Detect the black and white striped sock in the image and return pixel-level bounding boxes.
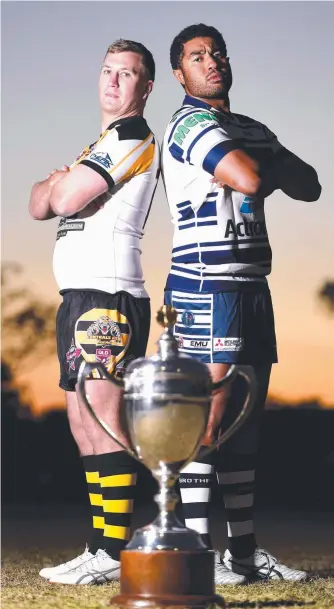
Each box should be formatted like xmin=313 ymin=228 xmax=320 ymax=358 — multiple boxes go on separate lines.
xmin=216 ymin=363 xmax=271 ymax=559
xmin=217 ymin=452 xmax=256 ymax=559
xmin=179 ymin=447 xmax=215 ymax=548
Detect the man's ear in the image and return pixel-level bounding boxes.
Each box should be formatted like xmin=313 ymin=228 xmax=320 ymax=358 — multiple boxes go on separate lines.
xmin=143 ymin=80 xmax=154 ymax=100
xmin=173 ymin=68 xmax=185 ymax=86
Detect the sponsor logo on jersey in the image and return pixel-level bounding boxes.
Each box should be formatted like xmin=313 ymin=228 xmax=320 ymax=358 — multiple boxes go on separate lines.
xmin=174 ymin=112 xmax=216 ymax=145
xmin=240 ymin=196 xmax=254 ymax=214
xmin=89 ymin=151 xmax=113 ymax=170
xmin=56 ymin=216 xmax=85 ymax=240
xmin=213 ymin=337 xmax=244 ymax=352
xmin=224 ymin=219 xmax=267 ymax=238
xmin=66 ymin=339 xmax=82 ymax=371
xmin=74 ymin=309 xmax=131 ymax=375
xmin=240 ymin=196 xmax=264 ymax=214
xmin=181 ymin=310 xmax=195 ymax=327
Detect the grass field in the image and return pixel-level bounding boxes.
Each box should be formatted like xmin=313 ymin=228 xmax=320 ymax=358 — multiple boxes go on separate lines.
xmin=2 ymin=506 xmax=334 ymax=609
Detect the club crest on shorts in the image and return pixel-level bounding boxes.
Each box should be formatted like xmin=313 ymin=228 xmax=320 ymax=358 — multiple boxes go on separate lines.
xmin=74 ymin=308 xmax=132 ymax=374
xmin=86 ymin=316 xmax=122 ymax=343
xmin=181 ymin=309 xmax=195 ymax=327
xmin=66 ymin=339 xmax=82 ymax=371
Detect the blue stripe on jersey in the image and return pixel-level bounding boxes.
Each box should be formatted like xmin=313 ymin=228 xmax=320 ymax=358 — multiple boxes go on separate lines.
xmin=171 ymin=264 xmax=201 ymax=276
xmin=176 ymin=200 xmax=192 ymax=209
xmin=172 ymin=251 xmax=200 ymax=264
xmin=166 ymin=273 xmax=269 ymax=293
xmin=202 ymin=139 xmax=243 ymax=175
xmin=179 ymin=222 xmax=196 ymax=230
xmin=206 ymin=192 xmax=218 ymax=198
xmin=172 ymin=246 xmax=271 ymax=265
xmin=179 ymin=208 xmax=195 ymax=222
xmin=169 ymin=142 xmax=184 ymax=163
xmin=175 ymin=325 xmax=210 ymax=336
xmin=166 ymin=274 xmax=201 ymax=290
xmin=172 ymin=237 xmax=268 ymax=253
xmin=172 ymin=242 xmax=199 ymax=253
xmin=197 ymin=200 xmax=217 ymax=218
xmin=201 ymin=247 xmax=271 ymax=265
xmin=186 ymin=124 xmax=219 ymax=163
xmin=198 ymin=220 xmax=218 ymax=227
xmin=178 ymin=219 xmax=218 ymax=230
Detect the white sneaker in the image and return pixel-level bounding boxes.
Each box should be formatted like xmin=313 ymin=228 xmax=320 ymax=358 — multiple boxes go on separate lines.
xmin=49 ymin=549 xmax=120 ymax=584
xmin=39 ymin=546 xmax=94 ymax=580
xmin=214 ymin=551 xmax=246 ymax=585
xmin=223 ymin=547 xmax=308 ymax=582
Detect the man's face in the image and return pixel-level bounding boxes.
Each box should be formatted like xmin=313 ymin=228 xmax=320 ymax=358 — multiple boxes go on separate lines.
xmin=98 ymin=51 xmax=152 ymax=116
xmin=174 ymin=36 xmax=232 ymax=99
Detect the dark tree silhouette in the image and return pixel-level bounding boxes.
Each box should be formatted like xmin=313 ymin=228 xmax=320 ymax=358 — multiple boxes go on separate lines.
xmin=1 ymin=262 xmax=58 ymax=373
xmin=318 ymin=280 xmax=334 ymax=314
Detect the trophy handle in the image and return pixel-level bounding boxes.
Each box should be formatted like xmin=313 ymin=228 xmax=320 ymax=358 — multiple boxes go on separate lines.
xmin=77 ymin=361 xmax=140 ymax=462
xmin=200 ymin=365 xmax=257 ymax=460
xmin=211 ymin=363 xmax=238 ymax=391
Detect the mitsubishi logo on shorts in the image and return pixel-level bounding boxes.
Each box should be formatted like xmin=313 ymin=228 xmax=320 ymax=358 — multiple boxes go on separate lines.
xmin=214 ymin=337 xmax=244 ymax=352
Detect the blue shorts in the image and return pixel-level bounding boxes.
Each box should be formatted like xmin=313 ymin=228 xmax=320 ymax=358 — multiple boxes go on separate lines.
xmin=164 ymin=286 xmax=277 ymax=365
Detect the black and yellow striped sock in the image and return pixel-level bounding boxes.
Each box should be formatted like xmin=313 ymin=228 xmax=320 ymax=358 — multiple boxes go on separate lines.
xmin=99 ymin=451 xmax=137 ymax=561
xmin=82 ymin=455 xmax=105 ymax=553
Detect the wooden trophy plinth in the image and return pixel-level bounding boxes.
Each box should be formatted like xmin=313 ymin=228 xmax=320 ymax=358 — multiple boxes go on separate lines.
xmin=110 ymin=549 xmax=225 ymax=609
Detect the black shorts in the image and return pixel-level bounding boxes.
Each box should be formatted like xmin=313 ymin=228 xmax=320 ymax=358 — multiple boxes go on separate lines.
xmin=56 ymin=289 xmax=150 ymax=391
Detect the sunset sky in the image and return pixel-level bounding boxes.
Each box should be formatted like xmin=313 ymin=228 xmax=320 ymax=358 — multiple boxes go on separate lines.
xmin=2 ymin=1 xmax=334 ymax=413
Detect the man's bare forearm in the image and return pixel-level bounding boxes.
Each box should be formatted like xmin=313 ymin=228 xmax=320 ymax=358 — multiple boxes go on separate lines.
xmin=29 ymin=169 xmax=70 ymax=220
xmin=29 ymin=178 xmax=57 ymax=220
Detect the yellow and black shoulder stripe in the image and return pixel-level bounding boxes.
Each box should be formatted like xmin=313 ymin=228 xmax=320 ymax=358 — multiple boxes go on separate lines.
xmin=79 ymin=116 xmax=156 ymax=189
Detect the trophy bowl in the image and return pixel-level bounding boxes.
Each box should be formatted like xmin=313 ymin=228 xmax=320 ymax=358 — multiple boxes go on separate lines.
xmin=78 ymin=306 xmax=257 ymax=608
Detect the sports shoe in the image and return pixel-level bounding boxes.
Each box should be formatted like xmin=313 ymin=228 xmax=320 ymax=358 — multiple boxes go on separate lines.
xmin=39 ymin=546 xmax=94 ymax=579
xmin=49 ymin=549 xmax=120 ymax=584
xmin=223 ymin=547 xmax=308 ymax=582
xmin=214 ymin=551 xmax=246 ymax=585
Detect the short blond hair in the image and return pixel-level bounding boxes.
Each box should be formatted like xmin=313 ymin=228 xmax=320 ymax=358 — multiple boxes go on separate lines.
xmin=105 ymin=39 xmax=155 ymax=81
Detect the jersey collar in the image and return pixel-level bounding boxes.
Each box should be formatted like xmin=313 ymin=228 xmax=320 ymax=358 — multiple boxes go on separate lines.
xmin=183 ymin=94 xmax=212 ymax=110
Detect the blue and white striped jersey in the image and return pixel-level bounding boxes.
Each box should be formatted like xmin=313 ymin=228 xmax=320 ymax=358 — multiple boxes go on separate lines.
xmin=162 ymin=95 xmax=283 ymax=292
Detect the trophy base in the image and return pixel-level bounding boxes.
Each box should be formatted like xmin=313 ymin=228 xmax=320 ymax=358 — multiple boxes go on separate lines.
xmin=110 ymin=549 xmax=225 ymax=609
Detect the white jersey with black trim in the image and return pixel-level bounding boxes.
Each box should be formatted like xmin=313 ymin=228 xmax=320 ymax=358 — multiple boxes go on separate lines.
xmin=162 ymin=95 xmax=283 ymax=292
xmin=53 ymin=116 xmax=160 ymax=297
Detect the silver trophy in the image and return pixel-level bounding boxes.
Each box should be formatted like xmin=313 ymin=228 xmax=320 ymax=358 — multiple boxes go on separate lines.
xmin=78 ymin=306 xmax=256 ymax=609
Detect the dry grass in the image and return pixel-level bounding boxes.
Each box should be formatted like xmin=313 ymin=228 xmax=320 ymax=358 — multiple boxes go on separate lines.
xmin=1 ymin=548 xmax=334 ymax=609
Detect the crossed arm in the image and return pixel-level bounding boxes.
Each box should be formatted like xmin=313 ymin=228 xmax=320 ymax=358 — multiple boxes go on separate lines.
xmin=213 ymin=146 xmax=322 ymax=202
xmin=28 ymin=164 xmax=108 ymax=221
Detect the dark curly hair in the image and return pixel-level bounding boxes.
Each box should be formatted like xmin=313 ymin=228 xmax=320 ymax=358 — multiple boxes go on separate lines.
xmin=170 ymin=24 xmax=227 ymax=70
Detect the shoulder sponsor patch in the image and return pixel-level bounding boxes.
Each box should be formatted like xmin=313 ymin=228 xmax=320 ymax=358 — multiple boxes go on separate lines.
xmin=213 ymin=337 xmax=244 ymax=352
xmin=173 ymin=111 xmax=217 ymax=146
xmin=89 ymin=151 xmax=113 ymax=170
